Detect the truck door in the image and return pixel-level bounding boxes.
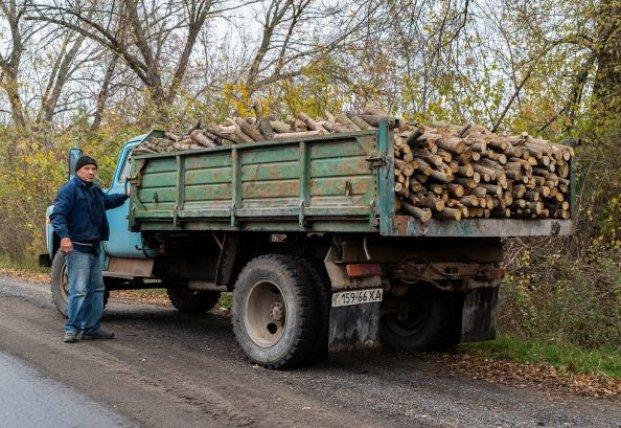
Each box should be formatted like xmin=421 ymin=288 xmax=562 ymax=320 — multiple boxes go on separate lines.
xmin=104 ymin=142 xmax=152 ymax=258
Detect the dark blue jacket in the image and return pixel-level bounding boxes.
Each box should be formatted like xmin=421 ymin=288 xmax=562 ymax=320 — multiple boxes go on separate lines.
xmin=50 ymin=177 xmax=128 ymax=244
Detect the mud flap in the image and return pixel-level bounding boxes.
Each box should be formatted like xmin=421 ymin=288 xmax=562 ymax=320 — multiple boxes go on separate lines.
xmin=328 ymin=302 xmax=381 ymax=352
xmin=461 ymin=287 xmax=498 ymax=342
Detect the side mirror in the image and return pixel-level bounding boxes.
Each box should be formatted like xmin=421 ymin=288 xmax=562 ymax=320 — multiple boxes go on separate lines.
xmin=68 ymin=148 xmax=83 ymax=180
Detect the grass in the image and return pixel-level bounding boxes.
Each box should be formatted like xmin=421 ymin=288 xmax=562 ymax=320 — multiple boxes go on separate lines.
xmin=218 ymin=292 xmax=232 ymax=309
xmin=0 ymin=252 xmax=46 ymax=272
xmin=461 ymin=334 xmax=621 ymax=378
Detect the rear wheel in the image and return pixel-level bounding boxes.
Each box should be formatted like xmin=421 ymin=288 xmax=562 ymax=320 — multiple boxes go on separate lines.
xmin=296 ymin=258 xmax=331 ymax=364
xmin=232 ymin=254 xmax=321 ymax=369
xmin=381 ymin=286 xmax=462 ymax=352
xmin=50 ymin=251 xmax=109 ymax=318
xmin=166 ymin=285 xmax=221 ymax=314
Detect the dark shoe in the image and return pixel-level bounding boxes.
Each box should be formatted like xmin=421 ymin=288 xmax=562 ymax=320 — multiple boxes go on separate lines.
xmin=63 ymin=331 xmax=78 ymax=343
xmin=80 ymin=329 xmax=115 ymax=340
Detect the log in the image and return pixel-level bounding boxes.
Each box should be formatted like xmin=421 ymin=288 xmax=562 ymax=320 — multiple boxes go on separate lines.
xmin=438 ymin=207 xmax=462 ymax=221
xmin=471 ymin=187 xmax=487 ymax=198
xmin=437 ymin=136 xmax=465 ymax=155
xmin=190 ymin=130 xmax=216 ymax=147
xmin=401 ymin=201 xmax=432 ymax=222
xmin=335 ymin=114 xmax=360 ymax=131
xmin=164 ymin=132 xmax=180 ymax=141
xmin=273 ymin=130 xmax=322 ymax=140
xmin=460 ymin=195 xmax=480 ymax=207
xmin=347 ymin=114 xmax=373 ymax=130
xmin=436 ymin=148 xmax=453 ymax=163
xmin=270 ymin=120 xmax=291 ymax=133
xmin=479 ymin=183 xmax=503 ymax=197
xmin=429 ymin=168 xmax=453 ymax=183
xmin=415 ymin=159 xmax=433 ymax=176
xmin=358 ymin=113 xmax=398 ymax=128
xmin=458 ymin=164 xmax=474 ymax=177
xmin=297 ymin=112 xmax=323 ymax=131
xmin=414 ymin=132 xmax=442 ymax=149
xmin=447 ymin=183 xmax=465 ymax=197
xmin=454 ymin=177 xmax=478 ymax=189
xmin=395 ymin=159 xmax=415 ymax=177
xmin=234 ymin=117 xmax=264 ymax=141
xmin=410 ymin=179 xmax=423 ymax=193
xmin=203 ymin=124 xmax=241 ymax=144
xmin=417 ymin=193 xmax=445 ymax=212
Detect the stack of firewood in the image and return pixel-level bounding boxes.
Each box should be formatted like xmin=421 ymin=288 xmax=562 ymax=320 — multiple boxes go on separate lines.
xmin=133 ymin=109 xmax=397 ymax=153
xmin=133 ymin=109 xmax=573 ymax=222
xmin=392 ymin=123 xmax=573 ymax=222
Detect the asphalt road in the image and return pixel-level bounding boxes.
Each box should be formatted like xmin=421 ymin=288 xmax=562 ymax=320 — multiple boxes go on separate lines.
xmin=0 ymin=275 xmax=619 ymax=428
xmin=0 ymin=350 xmax=130 ymax=427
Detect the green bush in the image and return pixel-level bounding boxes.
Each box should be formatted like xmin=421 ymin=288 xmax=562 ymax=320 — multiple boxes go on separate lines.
xmin=499 ymin=240 xmax=621 ymax=352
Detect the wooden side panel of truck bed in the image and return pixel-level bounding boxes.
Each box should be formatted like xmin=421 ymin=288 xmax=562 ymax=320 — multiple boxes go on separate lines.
xmin=129 ymin=124 xmax=574 ymax=237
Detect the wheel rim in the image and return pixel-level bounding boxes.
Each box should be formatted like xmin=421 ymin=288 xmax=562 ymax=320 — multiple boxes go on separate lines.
xmin=244 ymin=280 xmax=286 ymax=347
xmin=386 ymin=291 xmax=432 ymax=337
xmin=61 ymin=259 xmax=70 ymax=300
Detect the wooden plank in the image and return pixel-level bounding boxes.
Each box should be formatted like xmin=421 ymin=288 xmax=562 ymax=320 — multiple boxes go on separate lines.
xmin=310 ymin=157 xmax=370 ymax=178
xmin=138 ymin=187 xmax=176 ymax=203
xmin=309 ymin=176 xmax=373 ymax=197
xmin=143 ymin=158 xmax=177 ymax=173
xmin=140 ymin=171 xmax=176 ymax=188
xmin=241 ymin=161 xmax=300 ymax=182
xmin=185 ymin=183 xmax=232 ymax=201
xmin=309 ymin=136 xmax=375 ymax=160
xmin=185 ymin=167 xmax=232 ymax=185
xmin=185 ymin=152 xmax=231 ymax=169
xmin=241 ymin=146 xmax=299 ymax=165
xmin=242 ymin=179 xmax=299 ymax=199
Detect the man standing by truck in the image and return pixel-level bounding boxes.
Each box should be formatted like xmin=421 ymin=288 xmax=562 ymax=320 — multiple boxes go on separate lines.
xmin=50 ymin=155 xmax=129 ymax=343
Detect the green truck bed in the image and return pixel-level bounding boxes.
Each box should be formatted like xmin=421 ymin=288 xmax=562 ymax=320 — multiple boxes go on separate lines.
xmin=128 ymin=123 xmax=574 ymax=237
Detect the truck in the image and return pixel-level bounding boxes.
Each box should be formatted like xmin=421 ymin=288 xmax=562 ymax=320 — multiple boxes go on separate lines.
xmin=42 ymin=122 xmax=574 ymax=368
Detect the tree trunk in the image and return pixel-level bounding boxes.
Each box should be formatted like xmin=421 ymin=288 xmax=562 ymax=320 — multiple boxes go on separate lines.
xmin=594 ymin=0 xmax=621 ymax=110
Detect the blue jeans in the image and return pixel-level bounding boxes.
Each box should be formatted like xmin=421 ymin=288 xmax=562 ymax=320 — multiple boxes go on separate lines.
xmin=65 ymin=249 xmax=105 ymax=334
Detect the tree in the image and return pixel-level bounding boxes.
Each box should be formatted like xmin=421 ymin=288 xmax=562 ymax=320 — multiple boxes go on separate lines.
xmin=244 ymin=0 xmax=372 ymax=94
xmin=0 ymin=1 xmax=29 ymax=128
xmin=28 ymin=0 xmax=254 ymax=115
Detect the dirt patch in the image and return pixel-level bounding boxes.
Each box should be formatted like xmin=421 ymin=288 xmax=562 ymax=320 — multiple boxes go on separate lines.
xmin=0 ymin=268 xmax=48 ymax=284
xmin=110 ymin=289 xmax=171 ymax=307
xmin=431 ymin=352 xmax=621 ymax=402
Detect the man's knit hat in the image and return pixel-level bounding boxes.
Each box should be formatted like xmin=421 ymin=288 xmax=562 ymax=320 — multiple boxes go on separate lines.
xmin=75 ymin=155 xmax=98 ymax=172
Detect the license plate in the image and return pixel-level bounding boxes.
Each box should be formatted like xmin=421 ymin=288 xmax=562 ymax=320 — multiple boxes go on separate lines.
xmin=331 ymin=288 xmax=383 ymax=308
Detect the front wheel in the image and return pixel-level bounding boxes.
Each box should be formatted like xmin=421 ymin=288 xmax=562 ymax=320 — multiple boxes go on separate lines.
xmin=232 ymin=254 xmax=321 ymax=369
xmin=50 ymin=251 xmax=109 ymax=318
xmin=166 ymin=286 xmax=221 ymax=314
xmin=381 ymin=286 xmax=462 ymax=352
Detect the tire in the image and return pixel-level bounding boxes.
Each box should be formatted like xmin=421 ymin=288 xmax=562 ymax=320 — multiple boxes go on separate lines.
xmin=296 ymin=258 xmax=331 ymax=364
xmin=51 ymin=251 xmax=110 ymax=318
xmin=381 ymin=286 xmax=462 ymax=352
xmin=166 ymin=286 xmax=221 ymax=314
xmin=232 ymin=254 xmax=321 ymax=369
